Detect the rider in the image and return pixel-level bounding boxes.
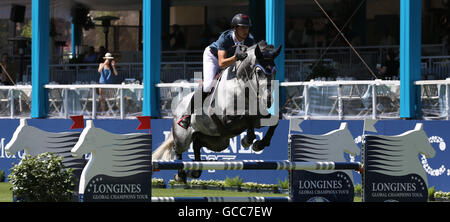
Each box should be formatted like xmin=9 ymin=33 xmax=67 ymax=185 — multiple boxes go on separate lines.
xmin=177 ymin=13 xmax=256 ymax=129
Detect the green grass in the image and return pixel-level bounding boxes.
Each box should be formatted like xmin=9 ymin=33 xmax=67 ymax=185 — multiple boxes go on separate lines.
xmin=0 ymin=183 xmax=363 ymax=202
xmin=152 ymin=188 xmax=288 ymax=197
xmin=0 ymin=183 xmax=12 ymax=202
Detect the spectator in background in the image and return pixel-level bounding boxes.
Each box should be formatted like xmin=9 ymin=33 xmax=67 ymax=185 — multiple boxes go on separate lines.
xmin=442 ymin=26 xmax=449 ymax=56
xmin=169 ymin=24 xmax=186 ymax=50
xmin=84 ymin=46 xmax=98 ymax=63
xmin=0 ymin=53 xmax=15 ymax=85
xmin=98 ymin=52 xmax=118 ymax=84
xmin=315 ymin=18 xmax=328 ymax=48
xmin=97 ymin=52 xmax=118 ymax=113
xmin=301 ymin=19 xmax=316 ymax=48
xmin=288 ymin=21 xmax=303 ymax=48
xmin=378 ymin=49 xmax=399 ymax=80
xmin=379 ymin=28 xmax=396 ymax=46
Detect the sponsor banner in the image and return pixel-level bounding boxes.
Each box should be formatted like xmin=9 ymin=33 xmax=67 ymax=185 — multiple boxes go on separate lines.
xmin=363 ymin=122 xmax=434 ymax=202
xmin=291 ymin=171 xmax=354 ymax=202
xmin=73 ymin=120 xmax=152 ymax=202
xmin=289 ymin=122 xmax=358 ymax=202
xmin=0 ymin=119 xmax=449 ymax=194
xmin=363 ymin=120 xmax=449 ymax=193
xmin=364 ymin=172 xmax=427 ymax=202
xmin=80 ymin=174 xmax=151 ymax=202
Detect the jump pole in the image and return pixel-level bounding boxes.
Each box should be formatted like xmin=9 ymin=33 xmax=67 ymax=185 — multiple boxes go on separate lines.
xmin=152 ymin=197 xmax=292 ymax=202
xmin=152 ymin=160 xmax=362 ymax=171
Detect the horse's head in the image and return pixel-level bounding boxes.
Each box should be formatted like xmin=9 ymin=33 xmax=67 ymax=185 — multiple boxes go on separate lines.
xmin=72 ymin=120 xmax=96 ymax=158
xmin=235 ymin=40 xmax=282 ymax=109
xmin=5 ymin=119 xmax=30 ymax=156
xmin=412 ymin=123 xmax=436 ymax=158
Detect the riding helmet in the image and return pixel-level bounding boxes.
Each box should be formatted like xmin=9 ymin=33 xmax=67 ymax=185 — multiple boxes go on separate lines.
xmin=231 ymin=13 xmax=252 ymax=28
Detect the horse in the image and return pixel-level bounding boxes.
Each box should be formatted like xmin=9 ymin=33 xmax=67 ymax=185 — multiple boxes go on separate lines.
xmin=290 ymin=122 xmax=360 ymax=181
xmin=71 ymin=120 xmax=152 ymax=196
xmin=364 ymin=123 xmax=436 ymax=186
xmin=5 ymin=118 xmax=86 ymax=178
xmin=152 ymin=40 xmax=282 ymax=182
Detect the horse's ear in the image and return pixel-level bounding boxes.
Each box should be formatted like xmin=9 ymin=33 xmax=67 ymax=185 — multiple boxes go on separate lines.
xmin=255 ymin=44 xmax=264 ymax=62
xmin=273 ymin=45 xmax=282 ymax=58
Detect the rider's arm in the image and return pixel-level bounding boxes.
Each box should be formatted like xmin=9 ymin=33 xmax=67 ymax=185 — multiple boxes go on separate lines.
xmin=217 ymin=50 xmax=236 ymax=69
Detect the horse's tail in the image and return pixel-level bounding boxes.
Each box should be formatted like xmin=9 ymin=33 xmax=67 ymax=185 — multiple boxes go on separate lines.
xmin=152 ymin=133 xmax=176 ymax=161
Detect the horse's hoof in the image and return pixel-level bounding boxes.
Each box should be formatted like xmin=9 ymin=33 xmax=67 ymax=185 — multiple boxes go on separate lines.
xmin=174 ymin=171 xmax=187 ymax=183
xmin=187 ymin=170 xmax=202 ymax=179
xmin=241 ymin=136 xmax=253 ymax=148
xmin=252 ymin=140 xmax=266 ymax=152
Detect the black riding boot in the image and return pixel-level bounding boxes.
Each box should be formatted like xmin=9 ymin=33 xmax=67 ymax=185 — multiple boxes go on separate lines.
xmin=177 ymin=90 xmax=209 ymax=129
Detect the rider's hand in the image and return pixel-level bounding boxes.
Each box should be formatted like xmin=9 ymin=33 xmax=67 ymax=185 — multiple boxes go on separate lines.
xmin=234 ymin=51 xmax=248 ymax=61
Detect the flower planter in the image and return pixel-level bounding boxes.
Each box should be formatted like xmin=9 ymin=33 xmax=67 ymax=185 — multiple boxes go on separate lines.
xmin=190 ymin=185 xmax=206 ymax=190
xmin=170 ymin=184 xmax=190 ymax=189
xmin=206 ymin=185 xmax=223 ymax=191
xmin=241 ymin=187 xmax=258 ymax=193
xmin=281 ymin=189 xmax=289 ymax=195
xmin=12 ymin=195 xmax=29 ymax=202
xmin=259 ymin=188 xmax=277 ymax=194
xmin=272 ymin=188 xmax=281 ymax=194
xmin=152 ymin=184 xmax=166 ymax=189
xmin=224 ymin=186 xmax=241 ymax=192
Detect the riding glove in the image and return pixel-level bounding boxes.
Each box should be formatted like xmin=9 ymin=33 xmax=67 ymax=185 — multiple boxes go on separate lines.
xmin=234 ymin=51 xmax=248 ymax=61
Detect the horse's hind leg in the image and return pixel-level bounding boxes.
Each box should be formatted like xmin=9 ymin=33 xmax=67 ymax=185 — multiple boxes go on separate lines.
xmin=174 ymin=153 xmax=187 ymax=183
xmin=186 ymin=140 xmax=202 ymax=179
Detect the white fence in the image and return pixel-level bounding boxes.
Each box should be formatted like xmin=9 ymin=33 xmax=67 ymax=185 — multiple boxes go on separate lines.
xmin=1 ymin=79 xmax=450 ymax=120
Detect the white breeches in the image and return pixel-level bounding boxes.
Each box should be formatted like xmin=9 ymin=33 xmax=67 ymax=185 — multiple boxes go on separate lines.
xmin=202 ymin=46 xmax=219 ymax=93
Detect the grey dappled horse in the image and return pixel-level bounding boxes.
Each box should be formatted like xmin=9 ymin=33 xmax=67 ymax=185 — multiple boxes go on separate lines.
xmin=153 ymin=40 xmax=282 ymax=182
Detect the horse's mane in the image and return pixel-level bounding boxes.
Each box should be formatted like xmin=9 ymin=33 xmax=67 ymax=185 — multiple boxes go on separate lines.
xmin=241 ymin=40 xmax=276 ymax=53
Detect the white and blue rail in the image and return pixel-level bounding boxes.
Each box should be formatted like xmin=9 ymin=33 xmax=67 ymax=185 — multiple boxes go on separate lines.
xmin=152 ymin=160 xmax=362 ymax=171
xmin=151 ymin=197 xmax=292 ymax=202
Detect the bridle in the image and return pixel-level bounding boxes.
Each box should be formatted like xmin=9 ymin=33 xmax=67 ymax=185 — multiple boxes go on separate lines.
xmin=235 ymin=45 xmax=277 ymax=110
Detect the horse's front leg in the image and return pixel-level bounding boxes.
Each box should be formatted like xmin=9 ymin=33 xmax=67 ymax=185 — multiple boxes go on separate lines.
xmin=241 ymin=127 xmax=256 ymax=148
xmin=174 ymin=153 xmax=187 ymax=183
xmin=253 ymin=122 xmax=279 ymax=152
xmin=186 ymin=140 xmax=202 ymax=179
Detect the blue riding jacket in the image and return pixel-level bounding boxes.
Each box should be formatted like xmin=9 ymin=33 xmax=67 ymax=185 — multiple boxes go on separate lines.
xmin=209 ymin=29 xmax=255 ymax=59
